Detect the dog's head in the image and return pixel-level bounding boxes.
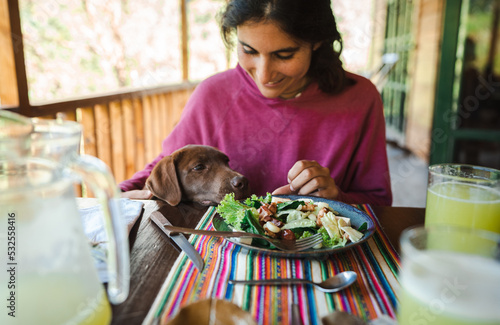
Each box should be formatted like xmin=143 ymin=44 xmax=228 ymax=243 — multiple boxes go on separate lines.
xmin=146 ymin=145 xmax=251 ymax=206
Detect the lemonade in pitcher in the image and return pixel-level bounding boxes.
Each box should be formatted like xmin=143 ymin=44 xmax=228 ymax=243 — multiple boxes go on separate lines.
xmin=1 ymin=275 xmax=111 ymax=324
xmin=0 ymin=158 xmax=113 ymax=324
xmin=0 ymin=195 xmax=112 ymax=324
xmin=425 ymin=181 xmax=500 ymax=233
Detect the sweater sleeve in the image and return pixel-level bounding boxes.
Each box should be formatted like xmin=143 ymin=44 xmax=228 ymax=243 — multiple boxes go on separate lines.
xmin=335 ymin=86 xmax=393 ymax=206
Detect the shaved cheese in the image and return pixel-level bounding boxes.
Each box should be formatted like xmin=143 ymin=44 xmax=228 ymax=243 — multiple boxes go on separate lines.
xmin=336 ymin=217 xmax=351 ymax=228
xmin=340 ymin=226 xmax=364 ymax=242
xmin=317 ymin=202 xmax=330 ymax=210
xmin=321 ymin=212 xmax=341 ymax=239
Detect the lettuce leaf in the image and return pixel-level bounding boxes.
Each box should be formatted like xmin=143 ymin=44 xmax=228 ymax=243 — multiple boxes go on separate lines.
xmin=318 ymin=227 xmax=347 ymax=248
xmin=244 ymin=193 xmax=273 ymax=209
xmin=216 ymin=193 xmax=257 ymax=230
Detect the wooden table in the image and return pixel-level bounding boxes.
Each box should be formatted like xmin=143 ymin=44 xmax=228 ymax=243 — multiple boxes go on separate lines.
xmin=76 ymin=199 xmax=203 ymax=324
xmin=100 ymin=201 xmax=425 ymax=324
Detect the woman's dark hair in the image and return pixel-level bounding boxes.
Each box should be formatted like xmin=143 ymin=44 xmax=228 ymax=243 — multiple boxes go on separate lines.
xmin=219 ymin=0 xmax=347 ymax=94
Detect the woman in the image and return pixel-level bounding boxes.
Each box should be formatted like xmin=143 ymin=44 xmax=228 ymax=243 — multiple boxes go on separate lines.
xmin=120 ymin=0 xmax=392 ymax=206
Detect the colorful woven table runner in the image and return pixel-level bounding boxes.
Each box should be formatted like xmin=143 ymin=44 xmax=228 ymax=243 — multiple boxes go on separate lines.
xmin=144 ymin=205 xmax=400 ymax=325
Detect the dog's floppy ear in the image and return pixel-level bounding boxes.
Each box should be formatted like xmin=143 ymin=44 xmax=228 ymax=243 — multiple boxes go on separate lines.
xmin=146 ymin=155 xmax=182 ymax=206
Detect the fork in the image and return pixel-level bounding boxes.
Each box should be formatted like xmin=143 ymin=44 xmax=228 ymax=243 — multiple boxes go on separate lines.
xmin=163 ymin=225 xmax=323 ymax=251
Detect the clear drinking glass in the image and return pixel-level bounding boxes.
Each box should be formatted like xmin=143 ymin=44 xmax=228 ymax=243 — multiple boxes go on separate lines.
xmin=398 ymin=226 xmax=500 ymax=325
xmin=425 ymin=164 xmax=500 ymax=233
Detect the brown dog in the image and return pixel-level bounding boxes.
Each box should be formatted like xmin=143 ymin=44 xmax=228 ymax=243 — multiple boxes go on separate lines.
xmin=146 ymin=145 xmax=250 ymax=206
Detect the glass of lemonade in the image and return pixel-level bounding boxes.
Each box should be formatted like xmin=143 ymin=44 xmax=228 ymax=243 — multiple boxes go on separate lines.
xmin=398 ymin=226 xmax=500 ymax=325
xmin=425 ymin=164 xmax=500 ymax=234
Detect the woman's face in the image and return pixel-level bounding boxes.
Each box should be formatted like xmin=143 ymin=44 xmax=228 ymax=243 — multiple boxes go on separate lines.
xmin=237 ymin=21 xmax=318 ymax=99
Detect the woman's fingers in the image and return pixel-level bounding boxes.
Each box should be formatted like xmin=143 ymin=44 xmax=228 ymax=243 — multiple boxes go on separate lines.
xmin=120 ymin=189 xmax=153 ymax=200
xmin=272 ymin=160 xmax=339 ymax=200
xmin=288 ymin=160 xmax=329 ymax=191
xmin=271 ymin=184 xmax=294 ymax=195
xmin=295 ymin=174 xmax=331 ymax=194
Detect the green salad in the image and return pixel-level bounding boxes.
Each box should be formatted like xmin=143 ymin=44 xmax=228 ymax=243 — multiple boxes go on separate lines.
xmin=216 ymin=193 xmax=366 ymax=250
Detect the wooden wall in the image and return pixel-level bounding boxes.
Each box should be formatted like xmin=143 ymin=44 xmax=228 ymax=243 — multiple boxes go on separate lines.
xmin=32 ymin=86 xmax=196 ymax=196
xmin=405 ymin=0 xmax=445 ymax=161
xmin=76 ymin=89 xmax=194 ymax=184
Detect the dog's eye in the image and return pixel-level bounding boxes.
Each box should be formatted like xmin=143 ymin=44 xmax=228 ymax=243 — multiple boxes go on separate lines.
xmin=193 ymin=164 xmax=206 ymax=171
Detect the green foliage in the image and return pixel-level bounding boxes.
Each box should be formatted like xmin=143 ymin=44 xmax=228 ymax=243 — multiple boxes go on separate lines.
xmin=17 ymin=0 xmax=228 ymax=103
xmin=465 ymin=1 xmax=500 ymax=70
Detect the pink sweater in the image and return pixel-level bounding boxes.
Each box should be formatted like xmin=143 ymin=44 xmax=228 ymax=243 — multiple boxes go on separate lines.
xmin=120 ymin=65 xmax=392 ymax=206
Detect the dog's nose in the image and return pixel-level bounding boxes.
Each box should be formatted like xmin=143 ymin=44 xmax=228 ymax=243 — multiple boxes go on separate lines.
xmin=231 ymin=175 xmax=248 ymax=190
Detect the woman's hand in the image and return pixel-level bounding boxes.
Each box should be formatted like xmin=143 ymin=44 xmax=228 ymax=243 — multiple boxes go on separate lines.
xmin=272 ymin=160 xmax=339 ymax=200
xmin=120 ymin=189 xmax=153 ymax=200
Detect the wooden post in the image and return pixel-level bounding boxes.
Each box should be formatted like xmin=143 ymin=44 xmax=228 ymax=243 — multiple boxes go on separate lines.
xmin=132 ymin=97 xmax=146 ymax=173
xmin=142 ymin=96 xmax=155 ymax=162
xmin=122 ymin=99 xmax=136 ymax=180
xmin=79 ymin=106 xmax=98 ymax=157
xmin=109 ymin=101 xmax=125 ymax=182
xmin=0 ymin=0 xmax=18 ymax=107
xmin=94 ymin=104 xmax=113 ymax=170
xmin=181 ymin=0 xmax=189 ymax=81
xmin=7 ymin=0 xmax=30 ymax=114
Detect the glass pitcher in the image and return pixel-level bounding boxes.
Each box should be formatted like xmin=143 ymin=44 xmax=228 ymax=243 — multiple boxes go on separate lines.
xmin=0 ymin=111 xmax=129 ymax=306
xmin=0 ymin=158 xmax=113 ymax=324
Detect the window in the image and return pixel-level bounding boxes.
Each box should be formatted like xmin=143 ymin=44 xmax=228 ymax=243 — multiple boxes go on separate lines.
xmin=188 ymin=0 xmax=235 ymax=81
xmin=2 ymin=0 xmax=381 ymax=109
xmin=19 ymin=1 xmax=184 ymax=104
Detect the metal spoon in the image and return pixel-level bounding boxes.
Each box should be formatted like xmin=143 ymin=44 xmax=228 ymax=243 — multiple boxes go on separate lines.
xmin=228 ymin=271 xmax=357 ymax=293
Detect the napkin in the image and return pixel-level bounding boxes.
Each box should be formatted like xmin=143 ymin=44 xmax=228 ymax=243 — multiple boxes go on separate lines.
xmin=79 ymin=198 xmax=144 ymax=282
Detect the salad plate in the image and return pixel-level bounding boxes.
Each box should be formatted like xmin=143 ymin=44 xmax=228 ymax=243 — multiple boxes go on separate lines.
xmin=212 ymin=195 xmax=375 ymax=258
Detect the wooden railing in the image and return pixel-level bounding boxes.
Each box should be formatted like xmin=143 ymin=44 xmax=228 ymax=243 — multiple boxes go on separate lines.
xmin=78 ymin=87 xmax=196 ymax=184
xmin=15 ymin=83 xmax=198 ymax=185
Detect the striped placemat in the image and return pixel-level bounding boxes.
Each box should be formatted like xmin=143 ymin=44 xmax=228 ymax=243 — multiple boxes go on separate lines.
xmin=144 ymin=205 xmax=400 ymax=324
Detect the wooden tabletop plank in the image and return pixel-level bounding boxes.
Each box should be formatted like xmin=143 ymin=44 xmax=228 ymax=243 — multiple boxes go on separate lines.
xmin=371 ymin=206 xmax=425 ymax=253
